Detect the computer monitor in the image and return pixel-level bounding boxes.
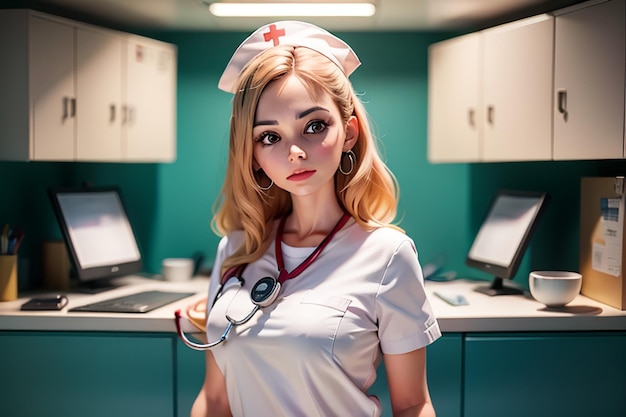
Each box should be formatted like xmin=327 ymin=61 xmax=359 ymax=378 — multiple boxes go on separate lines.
xmin=49 ymin=186 xmax=142 ymax=292
xmin=466 ymin=190 xmax=549 ymax=296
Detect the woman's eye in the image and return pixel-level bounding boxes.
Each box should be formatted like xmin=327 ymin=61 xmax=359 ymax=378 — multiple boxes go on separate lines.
xmin=256 ymin=131 xmax=280 ymax=146
xmin=305 ymin=120 xmax=328 ymax=134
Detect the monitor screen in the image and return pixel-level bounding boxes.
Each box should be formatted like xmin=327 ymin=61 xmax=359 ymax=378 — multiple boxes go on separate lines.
xmin=466 ymin=190 xmax=549 ymax=296
xmin=49 ymin=187 xmax=142 ymax=288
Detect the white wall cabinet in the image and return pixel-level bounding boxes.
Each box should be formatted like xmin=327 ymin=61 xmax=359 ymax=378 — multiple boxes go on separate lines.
xmin=0 ymin=10 xmax=176 ymax=162
xmin=124 ymin=36 xmax=177 ymax=162
xmin=28 ymin=14 xmax=76 ymax=160
xmin=428 ymin=0 xmax=626 ymax=164
xmin=552 ymin=0 xmax=625 ymax=160
xmin=428 ymin=15 xmax=554 ymax=163
xmin=481 ymin=15 xmax=554 ymax=161
xmin=75 ymin=24 xmax=124 ymax=161
xmin=427 ymin=33 xmax=482 ymax=163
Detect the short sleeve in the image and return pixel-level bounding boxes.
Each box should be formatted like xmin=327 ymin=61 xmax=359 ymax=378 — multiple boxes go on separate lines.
xmin=376 ymin=239 xmax=441 ymax=354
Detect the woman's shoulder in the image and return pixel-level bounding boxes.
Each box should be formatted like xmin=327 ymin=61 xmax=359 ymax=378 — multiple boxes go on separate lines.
xmin=355 ymin=221 xmax=409 ymax=239
xmin=217 ymin=229 xmax=246 ymax=255
xmin=351 ymin=222 xmax=416 ymax=250
xmin=218 ymin=218 xmax=282 ymax=257
xmin=370 ymin=224 xmax=409 ymax=238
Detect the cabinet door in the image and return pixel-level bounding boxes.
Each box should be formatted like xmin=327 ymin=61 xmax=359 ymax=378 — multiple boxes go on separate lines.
xmin=427 ymin=333 xmax=463 ymax=417
xmin=75 ymin=27 xmax=123 ymax=161
xmin=124 ymin=38 xmax=177 ymax=162
xmin=30 ymin=16 xmax=76 ymax=160
xmin=553 ymin=0 xmax=625 ymax=160
xmin=464 ymin=333 xmax=626 ymax=417
xmin=176 ymin=339 xmax=206 ymax=417
xmin=482 ymin=15 xmax=554 ymax=161
xmin=0 ymin=332 xmax=175 ymax=417
xmin=365 ymin=334 xmax=463 ymax=417
xmin=428 ymin=33 xmax=481 ymax=163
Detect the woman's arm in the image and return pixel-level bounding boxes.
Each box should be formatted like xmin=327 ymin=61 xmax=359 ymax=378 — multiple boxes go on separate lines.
xmin=190 ymin=350 xmax=232 ymax=417
xmin=384 ymin=347 xmax=436 ymax=417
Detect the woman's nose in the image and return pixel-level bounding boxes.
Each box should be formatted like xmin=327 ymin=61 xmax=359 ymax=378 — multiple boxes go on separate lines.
xmin=289 ymin=144 xmax=306 ymax=161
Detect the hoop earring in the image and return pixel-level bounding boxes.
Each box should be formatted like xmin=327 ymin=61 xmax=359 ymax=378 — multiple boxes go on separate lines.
xmin=255 ymin=171 xmax=273 ymax=191
xmin=258 ymin=179 xmax=273 ymax=191
xmin=339 ymin=150 xmax=356 ymax=175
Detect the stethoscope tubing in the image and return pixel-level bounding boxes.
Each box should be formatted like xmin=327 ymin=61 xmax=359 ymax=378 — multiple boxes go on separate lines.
xmin=175 ymin=309 xmax=233 ymax=350
xmin=175 ymin=212 xmax=351 ymax=351
xmin=174 ymin=281 xmax=261 ymax=351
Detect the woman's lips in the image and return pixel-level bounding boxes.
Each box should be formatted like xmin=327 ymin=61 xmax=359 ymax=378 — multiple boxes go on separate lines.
xmin=287 ymin=170 xmax=316 ymax=181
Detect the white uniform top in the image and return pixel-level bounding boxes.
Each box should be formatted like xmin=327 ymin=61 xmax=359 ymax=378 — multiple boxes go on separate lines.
xmin=206 ymin=219 xmax=441 ymax=417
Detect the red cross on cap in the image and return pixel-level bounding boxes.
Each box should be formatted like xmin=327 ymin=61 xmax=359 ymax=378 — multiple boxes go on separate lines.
xmin=263 ymin=24 xmax=286 ymax=46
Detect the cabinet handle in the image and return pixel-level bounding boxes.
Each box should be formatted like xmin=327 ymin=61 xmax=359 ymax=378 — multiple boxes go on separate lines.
xmin=468 ymin=108 xmax=475 ymax=127
xmin=487 ymin=106 xmax=494 ymax=125
xmin=62 ymin=97 xmax=69 ymax=121
xmin=120 ymin=105 xmax=135 ymax=126
xmin=62 ymin=97 xmax=76 ymax=120
xmin=110 ymin=104 xmax=116 ymax=122
xmin=557 ymin=89 xmax=568 ymax=120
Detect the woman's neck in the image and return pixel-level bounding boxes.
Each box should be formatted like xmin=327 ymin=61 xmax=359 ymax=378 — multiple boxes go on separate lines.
xmin=283 ymin=193 xmax=345 ymax=247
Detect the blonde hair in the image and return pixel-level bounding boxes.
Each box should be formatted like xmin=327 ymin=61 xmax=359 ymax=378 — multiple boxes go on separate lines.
xmin=213 ymin=45 xmax=401 ymax=274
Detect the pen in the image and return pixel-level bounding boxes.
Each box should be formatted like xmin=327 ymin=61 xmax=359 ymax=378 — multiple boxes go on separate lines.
xmin=9 ymin=227 xmax=24 ymax=255
xmin=1 ymin=225 xmax=24 ymax=255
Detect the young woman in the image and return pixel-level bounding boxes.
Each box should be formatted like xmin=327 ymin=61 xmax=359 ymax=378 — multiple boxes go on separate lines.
xmin=189 ymin=21 xmax=441 ymax=417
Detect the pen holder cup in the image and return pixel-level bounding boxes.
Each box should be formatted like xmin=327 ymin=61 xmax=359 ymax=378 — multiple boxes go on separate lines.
xmin=0 ymin=255 xmax=18 ymax=301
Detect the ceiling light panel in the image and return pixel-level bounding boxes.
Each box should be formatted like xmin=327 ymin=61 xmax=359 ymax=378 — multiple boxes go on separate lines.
xmin=207 ymin=2 xmax=376 ymax=17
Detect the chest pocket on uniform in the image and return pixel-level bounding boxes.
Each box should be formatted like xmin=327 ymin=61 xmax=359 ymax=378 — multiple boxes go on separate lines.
xmin=295 ymin=291 xmax=352 ymax=353
xmin=301 ymin=291 xmax=351 ymax=311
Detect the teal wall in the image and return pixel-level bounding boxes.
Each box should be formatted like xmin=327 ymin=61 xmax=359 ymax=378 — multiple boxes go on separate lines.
xmin=1 ymin=27 xmax=624 ymax=291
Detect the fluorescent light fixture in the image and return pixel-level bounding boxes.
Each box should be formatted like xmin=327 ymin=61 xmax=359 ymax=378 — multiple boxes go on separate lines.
xmin=208 ymin=2 xmax=376 ymax=17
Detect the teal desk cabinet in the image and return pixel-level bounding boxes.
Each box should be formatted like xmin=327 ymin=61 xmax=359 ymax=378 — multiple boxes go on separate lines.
xmin=176 ymin=339 xmax=206 ymax=416
xmin=367 ymin=333 xmax=464 ymax=417
xmin=428 ymin=333 xmax=463 ymax=417
xmin=464 ymin=332 xmax=626 ymax=417
xmin=0 ymin=331 xmax=175 ymax=417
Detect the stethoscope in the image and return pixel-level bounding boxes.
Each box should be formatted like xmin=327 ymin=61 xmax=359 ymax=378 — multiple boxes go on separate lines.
xmin=175 ymin=212 xmax=351 ymax=351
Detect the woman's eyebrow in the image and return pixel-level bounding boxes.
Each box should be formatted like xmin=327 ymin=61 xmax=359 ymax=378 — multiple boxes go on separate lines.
xmin=254 ymin=106 xmax=330 ymax=127
xmin=298 ymin=106 xmax=329 ymax=119
xmin=253 ymin=119 xmax=278 ymax=127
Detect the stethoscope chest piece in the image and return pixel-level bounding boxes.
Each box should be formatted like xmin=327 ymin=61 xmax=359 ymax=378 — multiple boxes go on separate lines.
xmin=251 ymin=276 xmax=281 ymax=307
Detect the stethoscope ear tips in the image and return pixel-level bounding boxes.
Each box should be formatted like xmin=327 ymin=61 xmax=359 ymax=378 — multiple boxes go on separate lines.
xmin=251 ymin=276 xmax=281 ymax=307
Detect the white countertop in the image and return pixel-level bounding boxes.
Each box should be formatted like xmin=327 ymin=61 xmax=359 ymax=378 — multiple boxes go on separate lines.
xmin=0 ymin=275 xmax=209 ymax=333
xmin=426 ymin=279 xmax=626 ymax=332
xmin=1 ymin=277 xmax=625 ymax=333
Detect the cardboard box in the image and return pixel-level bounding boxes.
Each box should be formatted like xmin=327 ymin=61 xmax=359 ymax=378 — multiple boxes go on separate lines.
xmin=580 ymin=177 xmax=626 ymax=310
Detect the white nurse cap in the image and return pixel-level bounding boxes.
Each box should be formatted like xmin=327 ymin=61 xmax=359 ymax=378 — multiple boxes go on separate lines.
xmin=218 ymin=20 xmax=361 ymax=93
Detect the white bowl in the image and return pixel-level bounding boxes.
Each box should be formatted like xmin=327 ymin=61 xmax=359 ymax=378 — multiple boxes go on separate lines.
xmin=529 ymin=271 xmax=582 ymax=307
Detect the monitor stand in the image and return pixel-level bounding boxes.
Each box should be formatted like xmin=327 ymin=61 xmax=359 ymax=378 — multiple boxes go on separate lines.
xmin=474 ymin=277 xmax=523 ymax=296
xmin=72 ymin=278 xmax=120 ymax=294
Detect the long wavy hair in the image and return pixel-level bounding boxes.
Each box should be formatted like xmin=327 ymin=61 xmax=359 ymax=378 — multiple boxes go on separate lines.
xmin=213 ymin=45 xmax=402 ymax=274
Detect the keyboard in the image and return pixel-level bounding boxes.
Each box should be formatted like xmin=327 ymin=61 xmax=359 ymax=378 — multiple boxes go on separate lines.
xmin=69 ymin=290 xmax=196 ymax=313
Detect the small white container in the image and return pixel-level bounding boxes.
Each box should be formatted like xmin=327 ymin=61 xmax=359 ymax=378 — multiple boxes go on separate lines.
xmin=529 ymin=271 xmax=582 ymax=307
xmin=162 ymin=258 xmax=194 ymax=282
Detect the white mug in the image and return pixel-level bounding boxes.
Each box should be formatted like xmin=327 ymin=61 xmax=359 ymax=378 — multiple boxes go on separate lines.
xmin=162 ymin=258 xmax=194 ymax=282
